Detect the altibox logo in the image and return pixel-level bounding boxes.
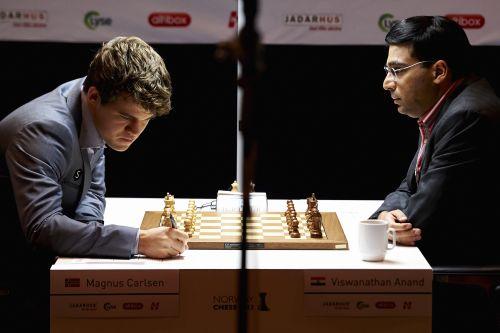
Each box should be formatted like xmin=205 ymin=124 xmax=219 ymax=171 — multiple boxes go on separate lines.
xmin=446 ymin=14 xmax=485 ymax=29
xmin=149 ymin=12 xmax=191 ymax=27
xmin=228 ymin=10 xmax=237 ymax=28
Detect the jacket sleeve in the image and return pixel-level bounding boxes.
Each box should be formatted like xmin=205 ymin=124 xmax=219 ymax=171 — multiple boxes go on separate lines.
xmin=402 ymin=110 xmax=491 ymax=230
xmin=370 ymin=109 xmax=492 ymax=228
xmin=5 ymin=121 xmax=137 ymax=258
xmin=369 ymin=176 xmax=413 ymax=219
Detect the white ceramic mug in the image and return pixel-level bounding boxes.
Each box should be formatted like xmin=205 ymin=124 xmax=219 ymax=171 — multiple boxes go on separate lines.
xmin=358 ymin=219 xmax=396 ymax=261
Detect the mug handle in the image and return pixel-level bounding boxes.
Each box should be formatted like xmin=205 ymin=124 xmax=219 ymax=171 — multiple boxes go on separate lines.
xmin=387 ymin=227 xmax=396 ymax=250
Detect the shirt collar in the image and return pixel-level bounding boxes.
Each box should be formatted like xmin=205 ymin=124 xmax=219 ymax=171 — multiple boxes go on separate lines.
xmin=418 ymin=78 xmax=464 ymax=130
xmin=80 ymin=90 xmax=105 ymax=149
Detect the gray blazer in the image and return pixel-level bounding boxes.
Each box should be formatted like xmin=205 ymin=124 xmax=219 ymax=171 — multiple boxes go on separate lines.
xmin=0 ymin=78 xmax=137 ymax=258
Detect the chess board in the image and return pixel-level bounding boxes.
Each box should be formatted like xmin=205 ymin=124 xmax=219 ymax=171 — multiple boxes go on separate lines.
xmin=140 ymin=211 xmax=348 ymax=250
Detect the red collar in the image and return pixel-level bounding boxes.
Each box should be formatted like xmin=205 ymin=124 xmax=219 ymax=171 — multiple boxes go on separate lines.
xmin=417 ymin=78 xmax=464 ymax=130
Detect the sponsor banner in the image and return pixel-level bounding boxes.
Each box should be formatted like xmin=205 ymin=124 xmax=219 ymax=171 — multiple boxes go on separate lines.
xmin=256 ymin=0 xmax=500 ymax=45
xmin=51 ymin=294 xmax=179 ymax=318
xmin=51 ymin=269 xmax=179 ymax=294
xmin=304 ymin=294 xmax=431 ymax=317
xmin=304 ymin=269 xmax=432 ymax=293
xmin=1 ymin=1 xmax=499 ymax=45
xmin=0 ymin=0 xmax=236 ymax=43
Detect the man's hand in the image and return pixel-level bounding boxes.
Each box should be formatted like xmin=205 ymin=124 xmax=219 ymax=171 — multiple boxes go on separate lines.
xmin=377 ymin=210 xmax=421 ymax=246
xmin=138 ymin=227 xmax=189 ymax=258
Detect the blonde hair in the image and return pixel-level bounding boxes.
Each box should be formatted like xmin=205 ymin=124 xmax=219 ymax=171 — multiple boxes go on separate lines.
xmin=83 ymin=36 xmax=172 ymax=117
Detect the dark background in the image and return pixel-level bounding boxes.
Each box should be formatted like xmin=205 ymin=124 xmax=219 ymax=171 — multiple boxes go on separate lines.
xmin=1 ymin=42 xmax=499 ymax=200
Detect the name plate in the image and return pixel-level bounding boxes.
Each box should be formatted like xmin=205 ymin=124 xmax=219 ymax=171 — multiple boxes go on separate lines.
xmin=216 ymin=190 xmax=268 ymax=213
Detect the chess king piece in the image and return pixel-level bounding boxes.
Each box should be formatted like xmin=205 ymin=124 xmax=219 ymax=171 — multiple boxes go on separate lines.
xmin=164 ymin=192 xmax=177 ymax=220
xmin=305 ymin=193 xmax=318 ymax=221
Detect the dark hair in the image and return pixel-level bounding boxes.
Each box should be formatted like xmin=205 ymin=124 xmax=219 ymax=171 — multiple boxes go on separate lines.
xmin=83 ymin=36 xmax=172 ymax=117
xmin=385 ymin=16 xmax=472 ymax=79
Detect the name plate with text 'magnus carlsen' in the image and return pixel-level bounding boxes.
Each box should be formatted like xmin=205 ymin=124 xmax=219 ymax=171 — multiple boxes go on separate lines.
xmin=215 ymin=190 xmax=268 ymax=213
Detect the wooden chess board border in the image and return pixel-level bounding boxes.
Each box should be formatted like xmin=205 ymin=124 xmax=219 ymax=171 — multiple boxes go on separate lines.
xmin=140 ymin=211 xmax=348 ymax=250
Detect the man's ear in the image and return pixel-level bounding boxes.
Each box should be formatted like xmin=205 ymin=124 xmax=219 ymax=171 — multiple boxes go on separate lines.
xmin=433 ymin=60 xmax=449 ymax=84
xmin=86 ymin=86 xmax=101 ymax=107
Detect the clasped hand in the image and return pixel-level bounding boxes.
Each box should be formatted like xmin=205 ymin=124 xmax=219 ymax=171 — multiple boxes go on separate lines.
xmin=378 ymin=210 xmax=422 ymax=246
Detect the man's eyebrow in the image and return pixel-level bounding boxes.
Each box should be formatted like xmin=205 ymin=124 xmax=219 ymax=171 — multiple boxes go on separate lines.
xmin=119 ymin=111 xmax=154 ymax=121
xmin=387 ymin=60 xmax=407 ymax=67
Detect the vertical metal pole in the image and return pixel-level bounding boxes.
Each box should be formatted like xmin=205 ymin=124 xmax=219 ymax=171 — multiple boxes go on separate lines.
xmin=237 ymin=1 xmax=261 ymax=333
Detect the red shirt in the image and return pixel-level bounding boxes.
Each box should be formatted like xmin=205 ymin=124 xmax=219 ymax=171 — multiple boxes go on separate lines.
xmin=415 ymin=78 xmax=464 ymax=183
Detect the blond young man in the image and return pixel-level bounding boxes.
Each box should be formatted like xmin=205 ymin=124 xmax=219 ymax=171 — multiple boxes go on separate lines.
xmin=0 ymin=36 xmax=188 ymax=330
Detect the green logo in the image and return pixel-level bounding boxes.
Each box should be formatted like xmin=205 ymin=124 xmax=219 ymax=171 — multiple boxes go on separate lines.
xmin=84 ymin=10 xmax=112 ymax=30
xmin=378 ymin=13 xmax=395 ymax=32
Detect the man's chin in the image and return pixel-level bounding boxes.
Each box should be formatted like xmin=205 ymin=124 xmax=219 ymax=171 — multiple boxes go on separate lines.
xmin=107 ymin=142 xmax=132 ymax=152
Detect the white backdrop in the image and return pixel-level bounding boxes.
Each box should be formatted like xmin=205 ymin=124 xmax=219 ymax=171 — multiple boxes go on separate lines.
xmin=256 ymin=0 xmax=499 ymax=45
xmin=1 ymin=0 xmax=499 ymax=45
xmin=0 ymin=0 xmax=237 ymax=43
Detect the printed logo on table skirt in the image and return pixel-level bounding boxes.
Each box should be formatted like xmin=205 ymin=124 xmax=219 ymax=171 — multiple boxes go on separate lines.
xmin=211 ymin=292 xmax=270 ymax=311
xmin=123 ymin=302 xmax=144 ymax=310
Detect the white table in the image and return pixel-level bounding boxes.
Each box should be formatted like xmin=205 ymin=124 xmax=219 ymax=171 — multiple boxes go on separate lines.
xmin=50 ymin=198 xmax=432 ymax=333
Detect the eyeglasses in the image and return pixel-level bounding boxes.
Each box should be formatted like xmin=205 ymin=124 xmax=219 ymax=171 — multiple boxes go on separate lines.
xmin=384 ymin=60 xmax=433 ymax=82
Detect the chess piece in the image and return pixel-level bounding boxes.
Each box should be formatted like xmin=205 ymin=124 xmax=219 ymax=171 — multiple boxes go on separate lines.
xmin=187 ymin=199 xmax=197 ymax=235
xmin=306 ymin=193 xmax=318 ymax=221
xmin=160 ymin=207 xmax=172 ymax=227
xmin=308 ymin=207 xmax=323 ymax=238
xmin=290 ymin=216 xmax=300 ymax=238
xmin=165 ymin=193 xmax=177 ymax=220
xmin=285 ymin=200 xmax=295 ymax=231
xmin=184 ymin=216 xmax=192 ymax=236
xmin=231 ymin=180 xmax=239 ymax=192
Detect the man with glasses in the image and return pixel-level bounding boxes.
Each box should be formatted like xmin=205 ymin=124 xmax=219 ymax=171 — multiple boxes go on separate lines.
xmin=370 ymin=16 xmax=500 ymax=266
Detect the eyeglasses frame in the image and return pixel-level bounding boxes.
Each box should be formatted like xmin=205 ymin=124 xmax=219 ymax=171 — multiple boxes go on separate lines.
xmin=384 ymin=60 xmax=434 ymax=82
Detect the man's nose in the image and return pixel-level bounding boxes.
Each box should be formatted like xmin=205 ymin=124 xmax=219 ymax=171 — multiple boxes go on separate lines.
xmin=126 ymin=120 xmax=142 ymax=134
xmin=383 ymin=75 xmax=396 ymax=91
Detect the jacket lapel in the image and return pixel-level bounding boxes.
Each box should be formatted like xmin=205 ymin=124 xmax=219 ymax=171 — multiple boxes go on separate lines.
xmin=80 ymin=148 xmax=92 ymax=202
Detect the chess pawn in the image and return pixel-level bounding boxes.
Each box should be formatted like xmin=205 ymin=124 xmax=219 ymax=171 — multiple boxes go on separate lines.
xmin=290 ymin=216 xmax=300 ymax=238
xmin=231 ymin=180 xmax=239 ymax=192
xmin=183 ymin=216 xmax=192 ymax=236
xmin=190 ymin=208 xmax=197 ymax=234
xmin=160 ymin=207 xmax=172 ymax=227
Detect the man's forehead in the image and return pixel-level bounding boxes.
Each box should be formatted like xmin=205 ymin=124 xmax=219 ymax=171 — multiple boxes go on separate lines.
xmin=387 ymin=44 xmax=416 ymax=64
